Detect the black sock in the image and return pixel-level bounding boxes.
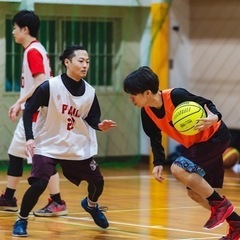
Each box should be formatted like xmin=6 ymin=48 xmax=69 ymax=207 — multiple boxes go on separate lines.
xmin=226 ymin=212 xmax=240 ymax=221
xmin=4 ymin=188 xmax=16 ymax=200
xmin=50 ymin=193 xmax=62 ymax=205
xmin=206 ymin=190 xmax=223 ymax=202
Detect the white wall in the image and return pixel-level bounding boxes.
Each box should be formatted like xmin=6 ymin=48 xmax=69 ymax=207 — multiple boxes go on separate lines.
xmin=169 ymin=0 xmax=240 ymax=154
xmin=169 ymin=0 xmax=190 ymax=153
xmin=189 ymin=0 xmax=240 ymax=129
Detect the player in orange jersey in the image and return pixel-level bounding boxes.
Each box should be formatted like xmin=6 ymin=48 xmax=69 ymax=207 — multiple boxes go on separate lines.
xmin=123 ymin=66 xmax=240 ymax=240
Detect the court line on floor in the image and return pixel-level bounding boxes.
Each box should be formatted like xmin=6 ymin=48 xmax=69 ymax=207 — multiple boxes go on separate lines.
xmin=58 ymin=215 xmax=224 ymax=238
xmin=27 ymin=214 xmax=224 ymax=240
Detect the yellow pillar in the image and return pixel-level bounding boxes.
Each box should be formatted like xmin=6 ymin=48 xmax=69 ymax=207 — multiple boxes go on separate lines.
xmin=150 ymin=1 xmax=169 ymax=90
xmin=150 ymin=0 xmax=170 ymax=160
xmin=149 ymin=1 xmax=170 ymax=237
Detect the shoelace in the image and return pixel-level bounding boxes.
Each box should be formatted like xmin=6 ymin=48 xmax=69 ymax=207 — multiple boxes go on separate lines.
xmin=99 ymin=206 xmax=108 ymax=212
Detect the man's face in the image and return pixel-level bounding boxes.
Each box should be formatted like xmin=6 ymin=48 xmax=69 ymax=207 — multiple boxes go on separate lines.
xmin=66 ymin=50 xmax=90 ymax=81
xmin=12 ymin=23 xmax=26 ymax=44
xmin=128 ymin=91 xmax=149 ymax=108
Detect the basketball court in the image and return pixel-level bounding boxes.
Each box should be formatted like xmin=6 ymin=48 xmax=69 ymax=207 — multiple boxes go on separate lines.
xmin=0 ymin=165 xmax=239 ymax=239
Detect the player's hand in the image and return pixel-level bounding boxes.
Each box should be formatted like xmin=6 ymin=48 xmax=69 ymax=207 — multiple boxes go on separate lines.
xmin=98 ymin=120 xmax=117 ymax=131
xmin=152 ymin=165 xmax=164 ymax=183
xmin=195 ymin=104 xmax=218 ymax=131
xmin=25 ymin=139 xmax=36 ymax=157
xmin=8 ymin=101 xmax=21 ymax=121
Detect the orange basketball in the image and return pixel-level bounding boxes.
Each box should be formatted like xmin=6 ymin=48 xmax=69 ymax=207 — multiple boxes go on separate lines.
xmin=222 ymin=147 xmax=239 ymax=168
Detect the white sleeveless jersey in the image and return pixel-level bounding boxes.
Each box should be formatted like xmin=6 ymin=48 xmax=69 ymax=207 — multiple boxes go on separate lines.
xmin=20 ymin=41 xmax=52 ymax=109
xmin=34 ymin=76 xmax=98 ymax=160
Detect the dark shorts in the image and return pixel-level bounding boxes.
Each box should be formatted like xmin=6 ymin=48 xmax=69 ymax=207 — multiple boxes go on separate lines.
xmin=29 ymin=155 xmax=103 ymax=186
xmin=175 ymin=139 xmax=230 ymax=188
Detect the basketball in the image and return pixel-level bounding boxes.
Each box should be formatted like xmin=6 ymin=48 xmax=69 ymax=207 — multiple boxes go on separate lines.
xmin=172 ymin=101 xmax=206 ymax=135
xmin=222 ymin=147 xmax=239 ymax=168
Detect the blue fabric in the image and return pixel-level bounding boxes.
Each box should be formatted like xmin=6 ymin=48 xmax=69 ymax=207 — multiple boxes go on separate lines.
xmin=173 ymin=156 xmax=206 ymax=177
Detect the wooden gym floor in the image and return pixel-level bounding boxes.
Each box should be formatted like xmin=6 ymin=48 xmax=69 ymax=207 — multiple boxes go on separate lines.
xmin=0 ymin=164 xmax=240 ymax=239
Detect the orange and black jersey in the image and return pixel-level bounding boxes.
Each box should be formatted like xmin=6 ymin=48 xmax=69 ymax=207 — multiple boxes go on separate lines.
xmin=141 ymin=88 xmax=231 ymax=166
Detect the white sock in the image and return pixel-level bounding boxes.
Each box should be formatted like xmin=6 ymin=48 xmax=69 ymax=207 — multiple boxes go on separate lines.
xmin=87 ymin=197 xmax=97 ymax=208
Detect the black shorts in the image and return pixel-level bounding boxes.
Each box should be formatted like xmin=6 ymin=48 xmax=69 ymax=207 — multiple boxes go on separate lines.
xmin=29 ymin=155 xmax=103 ymax=186
xmin=180 ymin=139 xmax=230 ymax=188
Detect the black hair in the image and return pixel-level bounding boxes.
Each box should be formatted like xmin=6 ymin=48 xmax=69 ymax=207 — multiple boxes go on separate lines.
xmin=12 ymin=10 xmax=40 ymax=38
xmin=59 ymin=45 xmax=87 ymax=67
xmin=123 ymin=66 xmax=159 ymax=95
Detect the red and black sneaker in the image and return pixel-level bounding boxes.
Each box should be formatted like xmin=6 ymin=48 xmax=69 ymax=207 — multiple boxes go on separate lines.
xmin=219 ymin=220 xmax=240 ymax=240
xmin=203 ymin=196 xmax=234 ymax=230
xmin=33 ymin=198 xmax=68 ymax=217
xmin=0 ymin=194 xmax=18 ymax=212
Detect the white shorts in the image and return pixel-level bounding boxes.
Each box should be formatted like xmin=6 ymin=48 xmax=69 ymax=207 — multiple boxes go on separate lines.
xmin=8 ymin=117 xmax=32 ymax=164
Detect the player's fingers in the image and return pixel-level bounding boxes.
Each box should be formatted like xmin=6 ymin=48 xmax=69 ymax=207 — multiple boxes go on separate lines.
xmin=153 ymin=172 xmax=158 ymax=180
xmin=196 ymin=118 xmax=207 ymax=122
xmin=9 ymin=109 xmax=18 ymax=121
xmin=26 ymin=144 xmax=35 ymax=157
xmin=155 ymin=176 xmax=164 ymax=183
xmin=9 ymin=109 xmax=14 ymax=119
xmin=25 ymin=148 xmax=30 ymax=157
xmin=153 ymin=171 xmax=162 ymax=181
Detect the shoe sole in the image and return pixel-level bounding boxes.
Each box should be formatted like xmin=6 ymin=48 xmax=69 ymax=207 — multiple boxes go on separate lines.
xmin=33 ymin=210 xmax=68 ymax=217
xmin=203 ymin=205 xmax=235 ymax=230
xmin=12 ymin=233 xmax=28 ymax=237
xmin=0 ymin=207 xmax=18 ymax=212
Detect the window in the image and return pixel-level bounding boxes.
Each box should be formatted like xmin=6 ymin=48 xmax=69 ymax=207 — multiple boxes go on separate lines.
xmin=61 ymin=20 xmax=114 ymax=86
xmin=38 ymin=20 xmax=57 ymax=77
xmin=5 ymin=19 xmax=22 ymax=92
xmin=5 ymin=17 xmax=115 ymax=92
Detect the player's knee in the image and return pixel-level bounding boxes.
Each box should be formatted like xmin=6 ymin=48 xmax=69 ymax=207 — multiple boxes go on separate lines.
xmin=7 ymin=155 xmax=24 ymax=176
xmin=29 ymin=178 xmax=49 ymax=195
xmin=170 ymin=163 xmax=182 ymax=178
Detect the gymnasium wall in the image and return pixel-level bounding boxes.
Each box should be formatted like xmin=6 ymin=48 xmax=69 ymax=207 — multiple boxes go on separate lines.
xmin=0 ymin=1 xmax=151 ymax=163
xmin=168 ymin=0 xmax=190 ymax=153
xmin=170 ymin=0 xmax=240 ymax=129
xmin=190 ymin=0 xmax=240 ymax=129
xmin=169 ymin=0 xmax=240 ymax=153
xmin=2 ymin=0 xmax=240 ymax=163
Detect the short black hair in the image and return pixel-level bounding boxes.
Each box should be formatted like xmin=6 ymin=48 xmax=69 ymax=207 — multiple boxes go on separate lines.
xmin=123 ymin=66 xmax=159 ymax=95
xmin=12 ymin=10 xmax=40 ymax=38
xmin=59 ymin=45 xmax=87 ymax=67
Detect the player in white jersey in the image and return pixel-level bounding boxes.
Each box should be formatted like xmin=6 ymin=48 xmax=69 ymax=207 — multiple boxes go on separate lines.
xmin=12 ymin=45 xmax=117 ymax=237
xmin=0 ymin=10 xmax=68 ymax=217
